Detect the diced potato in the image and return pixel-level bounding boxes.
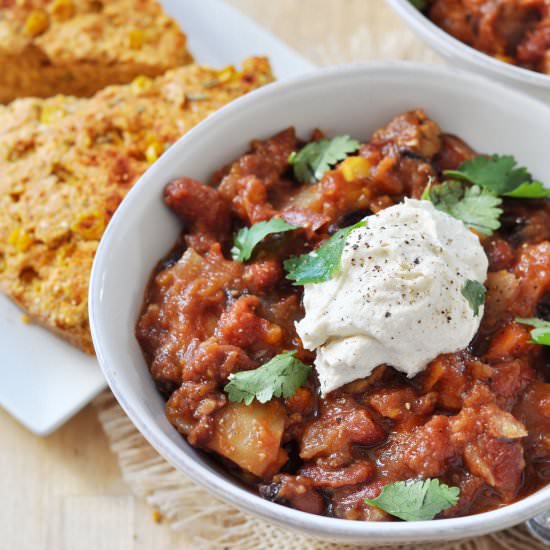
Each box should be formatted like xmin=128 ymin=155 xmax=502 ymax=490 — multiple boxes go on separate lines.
xmin=463 ymin=443 xmax=496 ymax=487
xmin=423 ymin=360 xmax=445 ymax=390
xmin=463 ymin=437 xmax=525 ymax=499
xmin=483 ymin=271 xmax=519 ymax=330
xmin=485 ymin=323 xmax=532 ymax=361
xmin=208 ymin=400 xmax=288 ymax=478
xmin=488 ymin=410 xmax=528 ymax=439
xmin=422 ymin=354 xmax=466 ymax=410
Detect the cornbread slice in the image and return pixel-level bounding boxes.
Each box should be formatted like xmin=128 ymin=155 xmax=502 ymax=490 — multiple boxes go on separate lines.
xmin=0 ymin=57 xmax=274 ymax=353
xmin=0 ymin=0 xmax=193 ymax=103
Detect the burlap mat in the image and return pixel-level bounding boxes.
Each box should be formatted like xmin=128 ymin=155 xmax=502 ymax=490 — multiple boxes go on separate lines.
xmin=94 ymin=19 xmax=546 ymax=550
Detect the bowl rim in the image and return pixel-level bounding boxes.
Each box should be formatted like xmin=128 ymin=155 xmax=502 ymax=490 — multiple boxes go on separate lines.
xmin=386 ymin=0 xmax=550 ymax=90
xmin=90 ymin=61 xmax=550 ymax=542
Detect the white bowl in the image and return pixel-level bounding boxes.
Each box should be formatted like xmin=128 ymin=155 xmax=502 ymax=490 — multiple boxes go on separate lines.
xmin=89 ymin=62 xmax=550 ymax=545
xmin=387 ymin=0 xmax=550 ymax=103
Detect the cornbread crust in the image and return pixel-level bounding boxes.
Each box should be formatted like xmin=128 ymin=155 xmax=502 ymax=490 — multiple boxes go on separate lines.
xmin=0 ymin=0 xmax=193 ymax=103
xmin=0 ymin=57 xmax=274 ymax=353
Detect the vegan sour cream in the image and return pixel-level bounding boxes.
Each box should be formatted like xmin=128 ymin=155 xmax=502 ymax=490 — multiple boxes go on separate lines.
xmin=296 ymin=199 xmax=488 ymax=395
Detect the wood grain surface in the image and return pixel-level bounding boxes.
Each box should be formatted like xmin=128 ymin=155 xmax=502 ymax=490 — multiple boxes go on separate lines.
xmin=0 ymin=2 xmax=499 ymax=549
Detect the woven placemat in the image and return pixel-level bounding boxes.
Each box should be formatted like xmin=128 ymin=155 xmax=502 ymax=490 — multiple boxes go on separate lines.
xmin=94 ymin=21 xmax=545 ymax=550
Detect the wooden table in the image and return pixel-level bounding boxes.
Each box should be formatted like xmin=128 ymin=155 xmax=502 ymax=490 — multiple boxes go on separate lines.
xmin=0 ymin=2 xmax=498 ymax=549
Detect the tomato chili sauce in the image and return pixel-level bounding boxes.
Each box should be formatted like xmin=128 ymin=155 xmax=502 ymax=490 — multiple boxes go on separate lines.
xmin=423 ymin=0 xmax=550 ymax=74
xmin=136 ymin=110 xmax=550 ymax=521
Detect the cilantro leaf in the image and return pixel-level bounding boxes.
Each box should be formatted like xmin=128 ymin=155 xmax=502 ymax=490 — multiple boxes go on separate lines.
xmin=409 ymin=0 xmax=428 ymax=9
xmin=444 ymin=155 xmax=529 ymax=195
xmin=365 ymin=479 xmax=460 ymax=521
xmin=505 ymin=180 xmax=550 ymax=199
xmin=284 ymin=220 xmax=366 ymax=285
xmin=231 ymin=218 xmax=298 ymax=262
xmin=444 ymin=154 xmax=546 ymax=198
xmin=426 ymin=181 xmax=502 ymax=235
xmin=516 ymin=318 xmax=550 ymax=346
xmin=462 ymin=280 xmax=487 ymax=316
xmin=224 ymin=351 xmax=311 ymax=405
xmin=289 ymin=136 xmax=361 ymax=183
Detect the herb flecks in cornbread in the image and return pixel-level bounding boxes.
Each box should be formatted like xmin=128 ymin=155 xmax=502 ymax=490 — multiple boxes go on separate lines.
xmin=0 ymin=57 xmax=274 ymax=352
xmin=0 ymin=0 xmax=193 ymax=103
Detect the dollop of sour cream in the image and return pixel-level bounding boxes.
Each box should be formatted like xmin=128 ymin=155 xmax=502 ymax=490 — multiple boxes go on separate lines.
xmin=296 ymin=199 xmax=488 ymax=395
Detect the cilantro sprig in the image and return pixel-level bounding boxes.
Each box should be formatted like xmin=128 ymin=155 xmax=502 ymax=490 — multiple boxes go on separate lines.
xmin=516 ymin=318 xmax=550 ymax=346
xmin=284 ymin=220 xmax=366 ymax=285
xmin=289 ymin=135 xmax=360 ymax=183
xmin=231 ymin=218 xmax=298 ymax=262
xmin=224 ymin=351 xmax=311 ymax=405
xmin=424 ymin=181 xmax=502 ymax=235
xmin=462 ymin=280 xmax=487 ymax=316
xmin=444 ymin=155 xmax=549 ymax=199
xmin=424 ymin=154 xmax=547 ymax=235
xmin=365 ymin=479 xmax=460 ymax=521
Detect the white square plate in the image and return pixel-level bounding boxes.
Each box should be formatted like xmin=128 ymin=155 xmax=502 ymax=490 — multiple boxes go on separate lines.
xmin=0 ymin=0 xmax=315 ymax=436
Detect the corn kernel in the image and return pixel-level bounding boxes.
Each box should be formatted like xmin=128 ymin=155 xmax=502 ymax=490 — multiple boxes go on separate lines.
xmin=128 ymin=29 xmax=145 ymax=50
xmin=217 ymin=65 xmax=237 ymax=83
xmin=49 ymin=0 xmax=75 ymax=21
xmin=8 ymin=227 xmax=33 ymax=252
xmin=21 ymin=314 xmax=31 ymax=325
xmin=131 ymin=75 xmax=153 ymax=95
xmin=145 ymin=140 xmax=163 ymax=164
xmin=495 ymin=54 xmax=514 ymax=65
xmin=340 ymin=156 xmax=371 ymax=182
xmin=265 ymin=324 xmax=283 ymax=345
xmin=8 ymin=227 xmax=19 ymax=246
xmin=17 ymin=231 xmax=32 ymax=252
xmin=71 ymin=211 xmax=105 ymax=240
xmin=24 ymin=10 xmax=50 ymax=37
xmin=40 ymin=104 xmax=65 ymax=124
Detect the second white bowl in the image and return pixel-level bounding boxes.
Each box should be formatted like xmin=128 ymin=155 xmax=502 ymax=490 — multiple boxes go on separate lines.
xmin=387 ymin=0 xmax=550 ymax=103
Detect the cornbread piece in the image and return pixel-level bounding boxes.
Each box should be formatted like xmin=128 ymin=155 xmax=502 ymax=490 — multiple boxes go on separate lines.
xmin=0 ymin=57 xmax=274 ymax=352
xmin=0 ymin=0 xmax=193 ymax=103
